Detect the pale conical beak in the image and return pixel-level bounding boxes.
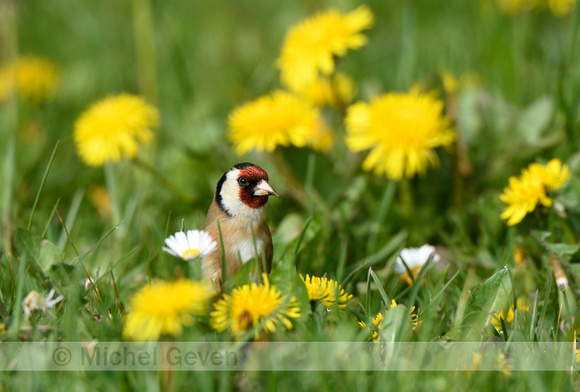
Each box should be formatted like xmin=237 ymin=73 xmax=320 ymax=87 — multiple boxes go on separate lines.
xmin=254 ymin=179 xmax=278 ymax=197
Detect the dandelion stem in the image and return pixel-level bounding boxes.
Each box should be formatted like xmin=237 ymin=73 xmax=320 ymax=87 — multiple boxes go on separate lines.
xmin=104 ymin=163 xmax=123 ymax=235
xmin=129 ymin=0 xmax=158 ymax=104
xmin=158 ymin=340 xmax=175 ymax=392
xmin=558 ymin=216 xmax=576 ymax=245
xmin=452 ymin=131 xmax=471 ymax=216
xmin=399 ymin=177 xmax=414 ymax=217
xmin=1 ymin=138 xmax=15 ymax=258
xmin=0 ymin=4 xmax=18 ymax=258
xmin=367 ymin=180 xmax=396 ymax=254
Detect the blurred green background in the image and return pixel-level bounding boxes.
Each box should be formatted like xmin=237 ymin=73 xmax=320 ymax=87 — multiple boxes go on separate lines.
xmin=1 ymin=0 xmax=580 ymax=390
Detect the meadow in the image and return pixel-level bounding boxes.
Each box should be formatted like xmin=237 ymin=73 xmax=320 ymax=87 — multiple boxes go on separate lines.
xmin=1 ymin=0 xmax=580 ymax=390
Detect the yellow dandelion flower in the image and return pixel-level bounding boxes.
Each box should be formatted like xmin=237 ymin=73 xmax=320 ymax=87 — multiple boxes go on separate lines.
xmin=496 ymin=0 xmax=540 ymax=15
xmin=500 ymin=159 xmax=569 ymax=226
xmin=539 ymin=158 xmax=570 ymax=189
xmin=87 ymin=186 xmax=112 ymax=218
xmin=441 ymin=72 xmax=482 ymax=97
xmin=496 ymin=0 xmax=575 ymax=15
xmin=500 ymin=170 xmax=549 ymax=226
xmin=492 ymin=298 xmax=530 ymax=331
xmin=345 ymin=89 xmax=455 ymax=180
xmin=300 ymin=274 xmax=353 ymax=310
xmin=73 ymin=94 xmax=159 ymax=167
xmin=277 ymin=6 xmax=374 ymax=92
xmin=494 ymin=352 xmax=514 ymax=375
xmin=513 ymin=246 xmax=527 ymax=266
xmin=576 ymin=348 xmax=580 ymax=362
xmin=548 ymin=0 xmax=576 ymax=15
xmin=455 ymin=351 xmax=483 ymax=377
xmin=441 ymin=73 xmax=460 ymax=97
xmin=293 ymin=72 xmax=356 ymax=108
xmin=0 ymin=56 xmax=60 ymax=102
xmin=228 ymin=90 xmax=322 ymax=154
xmin=359 ymin=312 xmax=384 ymax=342
xmin=210 ymin=274 xmax=301 ymax=339
xmin=123 ymin=279 xmax=210 ymax=341
xmin=469 ymin=352 xmax=483 ymax=372
xmin=358 ymin=300 xmax=419 ymax=342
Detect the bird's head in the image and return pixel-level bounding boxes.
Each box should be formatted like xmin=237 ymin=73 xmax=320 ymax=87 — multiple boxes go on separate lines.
xmin=216 ymin=162 xmax=278 ymax=218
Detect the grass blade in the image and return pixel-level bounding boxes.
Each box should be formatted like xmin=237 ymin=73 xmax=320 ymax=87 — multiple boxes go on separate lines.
xmin=406 ymin=254 xmax=434 ymax=309
xmin=368 ymin=267 xmax=391 ymax=308
xmin=41 ymin=198 xmax=60 ymax=239
xmin=73 ymin=223 xmax=121 ymax=267
xmin=28 ymin=140 xmax=60 ymax=231
xmin=423 ymin=268 xmax=462 ymax=313
xmin=294 ymin=215 xmax=313 ymax=256
xmin=57 ymin=188 xmax=85 ymax=251
xmin=342 ymin=230 xmax=407 ymax=286
xmin=537 ymin=264 xmax=553 ymax=333
xmin=217 ymin=219 xmax=227 ymax=285
xmin=530 ymin=289 xmax=539 ymax=341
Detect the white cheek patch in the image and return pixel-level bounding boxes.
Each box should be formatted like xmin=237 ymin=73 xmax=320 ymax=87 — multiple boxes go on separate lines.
xmin=220 ymin=169 xmax=264 ymax=221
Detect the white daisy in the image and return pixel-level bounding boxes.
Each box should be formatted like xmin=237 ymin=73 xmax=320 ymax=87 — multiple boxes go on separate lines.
xmin=394 ymin=244 xmax=440 ymax=275
xmin=22 ymin=288 xmax=63 ymax=318
xmin=162 ymin=230 xmax=217 ymax=261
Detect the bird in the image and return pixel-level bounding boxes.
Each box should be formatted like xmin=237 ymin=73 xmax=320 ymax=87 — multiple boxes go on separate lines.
xmin=202 ymin=162 xmax=278 ymax=285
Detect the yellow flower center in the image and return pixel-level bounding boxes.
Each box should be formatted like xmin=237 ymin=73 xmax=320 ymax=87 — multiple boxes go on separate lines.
xmin=370 ymin=93 xmax=449 ymax=149
xmin=181 ymin=248 xmax=201 ymax=259
xmin=399 ymin=265 xmax=423 ymax=285
xmin=237 ymin=310 xmax=253 ymax=332
xmin=210 ymin=274 xmax=301 ymax=339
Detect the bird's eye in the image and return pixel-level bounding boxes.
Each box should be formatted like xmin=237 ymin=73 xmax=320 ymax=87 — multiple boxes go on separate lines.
xmin=238 ymin=177 xmax=249 ymax=187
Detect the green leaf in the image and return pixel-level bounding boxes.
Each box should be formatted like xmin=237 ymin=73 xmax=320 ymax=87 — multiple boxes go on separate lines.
xmin=566 ymin=309 xmax=580 ymax=341
xmin=459 ymin=266 xmax=512 ymax=340
xmin=547 ymin=243 xmax=580 ymax=257
xmin=47 ymin=262 xmax=78 ymax=283
xmin=14 ymin=230 xmax=40 ymax=257
xmin=38 ymin=239 xmax=62 ymax=271
xmin=14 ymin=229 xmax=62 ymax=272
xmin=270 ymin=252 xmax=311 ymax=321
xmin=531 ymin=230 xmax=580 ymax=258
xmin=531 ymin=230 xmax=551 ymax=243
xmin=377 ymin=304 xmax=413 ymax=343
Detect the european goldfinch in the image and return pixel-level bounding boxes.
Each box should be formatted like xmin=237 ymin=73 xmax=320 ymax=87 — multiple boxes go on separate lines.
xmin=202 ymin=162 xmax=277 ymax=284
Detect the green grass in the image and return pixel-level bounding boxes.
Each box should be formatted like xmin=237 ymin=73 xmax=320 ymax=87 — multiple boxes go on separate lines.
xmin=2 ymin=0 xmax=580 ymax=390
